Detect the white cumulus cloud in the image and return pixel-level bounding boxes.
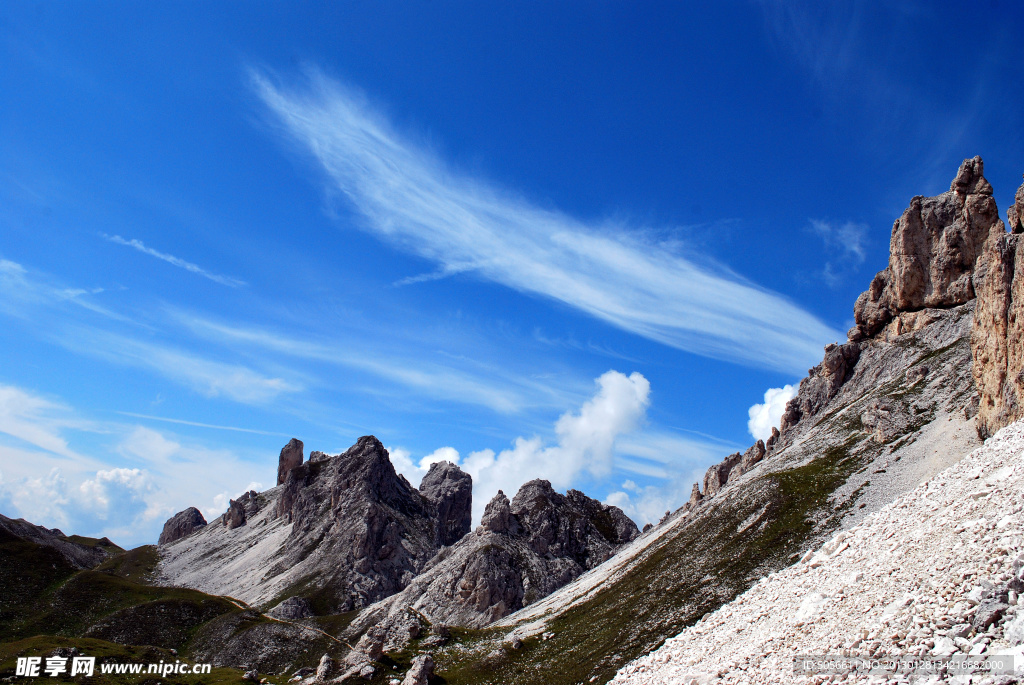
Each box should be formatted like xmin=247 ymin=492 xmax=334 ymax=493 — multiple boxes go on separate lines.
xmin=389 ymin=370 xmax=650 ymax=524
xmin=465 ymin=370 xmax=649 ymax=523
xmin=388 ymin=445 xmax=463 ymax=487
xmin=747 ymin=384 xmax=797 ymax=442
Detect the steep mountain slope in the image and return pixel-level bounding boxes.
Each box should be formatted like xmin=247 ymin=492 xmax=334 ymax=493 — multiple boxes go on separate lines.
xmin=407 ymin=157 xmax=1001 ymax=685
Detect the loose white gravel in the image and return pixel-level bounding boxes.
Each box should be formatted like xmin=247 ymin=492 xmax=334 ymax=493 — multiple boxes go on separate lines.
xmin=612 ymin=420 xmax=1024 ymax=685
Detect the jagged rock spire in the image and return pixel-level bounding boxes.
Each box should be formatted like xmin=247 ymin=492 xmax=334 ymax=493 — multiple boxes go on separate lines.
xmin=277 ymin=438 xmax=304 ymax=485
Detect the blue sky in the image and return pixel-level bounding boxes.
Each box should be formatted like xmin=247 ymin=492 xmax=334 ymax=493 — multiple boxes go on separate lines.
xmin=1 ymin=1 xmax=1022 ymax=545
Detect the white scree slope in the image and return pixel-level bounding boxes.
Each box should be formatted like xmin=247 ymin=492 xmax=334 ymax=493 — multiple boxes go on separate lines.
xmin=612 ymin=420 xmax=1024 ymax=685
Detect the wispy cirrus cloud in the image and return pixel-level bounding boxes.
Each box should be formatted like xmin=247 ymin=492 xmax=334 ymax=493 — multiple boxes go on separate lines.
xmin=0 ymin=258 xmax=297 ymax=405
xmin=171 ymin=311 xmax=569 ymax=414
xmin=809 ymin=219 xmax=869 ymax=287
xmin=251 ymin=68 xmax=843 ymax=374
xmin=0 ymin=384 xmax=88 ymax=459
xmin=102 ymin=234 xmax=246 ymax=287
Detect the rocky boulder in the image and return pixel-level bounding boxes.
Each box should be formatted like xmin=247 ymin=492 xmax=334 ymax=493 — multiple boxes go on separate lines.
xmin=401 ymin=654 xmax=434 ymax=685
xmin=419 ymin=460 xmax=472 ymax=546
xmin=277 ymin=438 xmax=304 ymax=485
xmin=158 ymin=507 xmax=207 ymax=545
xmin=266 ymin=596 xmax=313 ymax=620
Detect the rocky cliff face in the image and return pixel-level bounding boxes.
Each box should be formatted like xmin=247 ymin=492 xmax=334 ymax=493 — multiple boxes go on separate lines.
xmin=158 ymin=436 xmax=472 ymax=613
xmin=158 ymin=507 xmax=207 ymax=545
xmin=345 ymin=479 xmax=638 ymax=647
xmin=971 ymin=175 xmax=1024 ymax=438
xmin=272 ymin=436 xmax=467 ymax=612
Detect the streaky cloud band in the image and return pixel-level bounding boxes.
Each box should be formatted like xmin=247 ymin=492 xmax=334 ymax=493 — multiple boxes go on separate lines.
xmin=252 ymin=67 xmax=844 ymax=374
xmin=103 ymin=234 xmax=246 ymax=288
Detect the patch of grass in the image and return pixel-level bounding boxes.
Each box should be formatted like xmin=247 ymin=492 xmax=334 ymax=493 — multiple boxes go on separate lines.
xmin=0 ymin=528 xmax=80 ymax=637
xmin=94 ymin=546 xmax=160 ymax=584
xmin=66 ymin=536 xmax=125 ymax=553
xmin=309 ymin=611 xmax=359 ymax=636
xmin=2 ymin=566 xmax=238 ymax=647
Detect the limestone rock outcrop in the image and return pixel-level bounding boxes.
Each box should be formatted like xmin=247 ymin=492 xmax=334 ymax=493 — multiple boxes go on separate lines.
xmin=971 ymin=174 xmax=1024 ymax=437
xmin=730 ymin=440 xmax=766 ymax=480
xmin=401 ymin=654 xmax=434 ymax=685
xmin=277 ymin=438 xmax=304 ymax=485
xmin=1005 ymin=174 xmax=1024 ymax=233
xmin=271 ymin=435 xmax=471 ymax=612
xmin=702 ymin=452 xmax=742 ymax=498
xmin=266 ymin=596 xmax=313 ymax=620
xmin=418 ymin=460 xmax=472 ymax=546
xmin=851 ymin=156 xmax=999 ymax=341
xmin=480 ymin=490 xmax=517 ymax=534
xmin=345 ymin=479 xmax=639 ymax=648
xmin=222 ymin=499 xmax=246 ymax=529
xmin=158 ymin=507 xmax=208 ymax=545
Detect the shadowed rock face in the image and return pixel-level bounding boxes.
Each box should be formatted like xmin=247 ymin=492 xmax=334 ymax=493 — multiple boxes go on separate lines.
xmin=345 ymin=479 xmax=639 ymax=647
xmin=273 ymin=436 xmax=472 ymax=612
xmin=971 ymin=174 xmax=1024 ymax=437
xmin=1007 ymin=175 xmax=1024 ymax=234
xmin=158 ymin=507 xmax=208 ymax=545
xmin=158 ymin=435 xmax=474 ymax=614
xmin=222 ymin=499 xmax=246 ymax=529
xmin=277 ymin=438 xmax=304 ymax=485
xmin=512 ymin=481 xmax=639 ymax=566
xmin=418 ymin=461 xmax=472 ymax=547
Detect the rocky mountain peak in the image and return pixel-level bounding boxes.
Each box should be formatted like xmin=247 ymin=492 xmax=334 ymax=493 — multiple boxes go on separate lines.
xmin=950 ymin=154 xmax=994 ymax=196
xmin=683 ymin=157 xmax=998 ymax=512
xmin=327 ymin=435 xmax=416 ymax=510
xmin=851 ymin=156 xmax=1000 ymax=341
xmin=158 ymin=506 xmax=207 ymax=545
xmin=481 ymin=490 xmax=517 ymax=534
xmin=418 ymin=460 xmax=472 ymax=547
xmin=345 ymin=479 xmax=639 ymax=646
xmin=508 ymin=479 xmax=639 ymax=569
